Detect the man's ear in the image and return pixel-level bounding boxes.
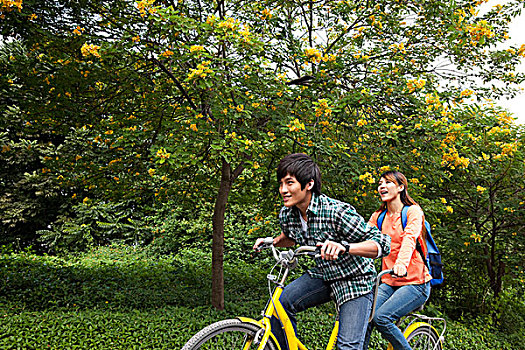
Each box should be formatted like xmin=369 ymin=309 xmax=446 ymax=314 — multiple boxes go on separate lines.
xmin=307 ymin=179 xmax=315 ymax=191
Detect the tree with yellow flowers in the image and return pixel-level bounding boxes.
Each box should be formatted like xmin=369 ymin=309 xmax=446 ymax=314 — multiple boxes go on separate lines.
xmin=1 ymin=0 xmax=524 ymax=314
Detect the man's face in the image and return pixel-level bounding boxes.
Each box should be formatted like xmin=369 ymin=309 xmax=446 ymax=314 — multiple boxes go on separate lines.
xmin=279 ymin=173 xmax=313 ymax=208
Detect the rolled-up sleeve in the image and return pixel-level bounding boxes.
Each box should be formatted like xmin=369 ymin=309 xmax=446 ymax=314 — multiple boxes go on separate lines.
xmin=335 ymin=206 xmax=391 ymax=258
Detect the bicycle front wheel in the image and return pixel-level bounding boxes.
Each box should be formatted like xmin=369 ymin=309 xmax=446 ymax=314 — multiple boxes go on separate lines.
xmin=405 ymin=324 xmax=442 ymax=350
xmin=182 ymin=319 xmax=279 ymax=350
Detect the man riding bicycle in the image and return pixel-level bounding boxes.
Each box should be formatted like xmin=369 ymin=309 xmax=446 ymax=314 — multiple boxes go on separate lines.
xmin=253 ymin=153 xmax=391 ymax=350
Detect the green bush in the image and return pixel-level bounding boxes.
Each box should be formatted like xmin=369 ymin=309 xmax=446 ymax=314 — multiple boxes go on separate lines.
xmin=1 ymin=245 xmax=521 ymax=349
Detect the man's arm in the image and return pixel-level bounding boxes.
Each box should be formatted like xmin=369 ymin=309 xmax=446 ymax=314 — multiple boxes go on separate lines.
xmin=317 ymin=240 xmax=379 ymax=260
xmin=273 ymin=232 xmax=296 ymax=247
xmin=253 ymin=232 xmax=295 ymax=250
xmin=332 ymin=206 xmax=391 ymax=259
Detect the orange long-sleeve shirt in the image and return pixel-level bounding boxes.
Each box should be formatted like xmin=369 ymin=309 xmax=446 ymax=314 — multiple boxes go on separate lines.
xmin=368 ymin=205 xmax=431 ymax=286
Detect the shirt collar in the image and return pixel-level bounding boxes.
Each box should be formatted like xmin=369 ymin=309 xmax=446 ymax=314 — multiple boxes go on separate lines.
xmin=306 ymin=192 xmax=321 ymax=216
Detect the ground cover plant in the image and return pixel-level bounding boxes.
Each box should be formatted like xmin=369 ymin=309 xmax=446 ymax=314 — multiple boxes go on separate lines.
xmin=1 ymin=245 xmax=521 ymax=349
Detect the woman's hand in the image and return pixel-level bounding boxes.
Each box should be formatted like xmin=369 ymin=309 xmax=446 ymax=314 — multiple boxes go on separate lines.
xmin=317 ymin=240 xmax=346 ymax=260
xmin=393 ymin=264 xmax=407 ymax=277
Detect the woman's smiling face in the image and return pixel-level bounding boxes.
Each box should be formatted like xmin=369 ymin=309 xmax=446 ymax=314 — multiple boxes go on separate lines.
xmin=377 ymin=176 xmax=404 ymax=203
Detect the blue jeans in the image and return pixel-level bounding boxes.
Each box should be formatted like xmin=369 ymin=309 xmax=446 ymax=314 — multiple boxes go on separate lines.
xmin=270 ymin=273 xmax=373 ymax=350
xmin=362 ymin=282 xmax=431 ymax=350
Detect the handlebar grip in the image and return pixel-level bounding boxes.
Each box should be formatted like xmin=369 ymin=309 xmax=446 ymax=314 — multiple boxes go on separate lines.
xmin=388 ymin=269 xmax=407 ymax=278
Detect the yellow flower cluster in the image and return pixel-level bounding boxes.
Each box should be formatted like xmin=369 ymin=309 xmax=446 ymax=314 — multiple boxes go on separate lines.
xmin=261 ymin=8 xmax=272 ymax=20
xmin=391 ymin=124 xmax=403 ymax=131
xmin=323 ymin=54 xmax=337 ymax=62
xmin=466 ymin=20 xmax=494 ymax=44
xmin=218 ymin=17 xmax=239 ymax=31
xmin=425 ymin=93 xmax=442 ymax=111
xmin=187 ymin=61 xmax=213 ymax=80
xmin=243 ymin=139 xmax=253 ymax=149
xmin=388 ymin=43 xmax=406 ymax=54
xmin=496 ymin=111 xmax=513 ymax=124
xmin=500 ymin=142 xmax=518 ymax=156
xmin=315 ymin=99 xmax=332 ymax=118
xmin=160 ymin=50 xmax=174 ymax=57
xmin=72 ymin=26 xmax=84 ymax=36
xmin=406 ymin=79 xmax=425 ymax=93
xmin=460 ymin=89 xmax=474 ymax=98
xmin=359 ymin=172 xmax=375 ymax=184
xmin=476 ymin=185 xmax=486 ymax=193
xmin=156 ymin=148 xmax=171 ymax=159
xmin=81 ymin=43 xmax=101 ymax=58
xmin=488 ymin=126 xmax=511 ymax=136
xmin=356 ymin=119 xmax=367 ymax=127
xmin=247 ymin=226 xmax=260 ymax=235
xmin=441 ymin=150 xmax=470 ymax=169
xmin=470 ymin=233 xmax=482 ymax=242
xmin=190 ymin=45 xmax=205 ymax=53
xmin=206 ymin=15 xmax=216 ymax=25
xmin=136 ymin=0 xmax=156 ymax=18
xmin=238 ymin=25 xmax=252 ymax=43
xmin=518 ymin=44 xmax=525 ymax=57
xmin=305 ymin=48 xmax=322 ymax=63
xmin=0 ymin=0 xmax=22 ymax=13
xmin=287 ymin=118 xmax=305 ymax=132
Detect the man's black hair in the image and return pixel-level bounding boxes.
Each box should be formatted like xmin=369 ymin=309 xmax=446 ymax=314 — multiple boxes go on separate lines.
xmin=277 ymin=153 xmax=322 ymax=195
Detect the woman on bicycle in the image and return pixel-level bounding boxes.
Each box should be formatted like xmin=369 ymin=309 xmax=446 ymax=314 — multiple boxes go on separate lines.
xmin=362 ymin=170 xmax=431 ymax=350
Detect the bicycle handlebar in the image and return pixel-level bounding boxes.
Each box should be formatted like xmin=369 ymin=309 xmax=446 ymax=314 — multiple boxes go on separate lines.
xmin=256 ymin=240 xmax=320 ymax=263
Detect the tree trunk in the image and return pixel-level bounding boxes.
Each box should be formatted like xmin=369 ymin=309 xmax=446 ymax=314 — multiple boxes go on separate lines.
xmin=211 ymin=158 xmax=244 ymax=310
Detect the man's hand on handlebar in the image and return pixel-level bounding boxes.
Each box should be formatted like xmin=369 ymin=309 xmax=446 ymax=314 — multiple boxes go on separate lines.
xmin=316 ymin=240 xmax=346 ymax=261
xmin=253 ymin=237 xmax=274 ymax=251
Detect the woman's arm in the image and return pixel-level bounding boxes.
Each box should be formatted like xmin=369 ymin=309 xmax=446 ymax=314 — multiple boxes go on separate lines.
xmin=394 ymin=206 xmax=424 ymax=271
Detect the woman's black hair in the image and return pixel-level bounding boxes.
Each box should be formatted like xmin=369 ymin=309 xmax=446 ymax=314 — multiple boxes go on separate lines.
xmin=277 ymin=153 xmax=322 ymax=195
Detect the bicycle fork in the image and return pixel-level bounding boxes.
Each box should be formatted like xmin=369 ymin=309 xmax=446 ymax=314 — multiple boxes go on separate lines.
xmin=243 ymin=286 xmax=298 ymax=350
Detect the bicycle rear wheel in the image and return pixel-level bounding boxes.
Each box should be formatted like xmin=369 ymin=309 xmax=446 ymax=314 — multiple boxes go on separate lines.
xmin=405 ymin=324 xmax=442 ymax=350
xmin=182 ymin=319 xmax=279 ymax=350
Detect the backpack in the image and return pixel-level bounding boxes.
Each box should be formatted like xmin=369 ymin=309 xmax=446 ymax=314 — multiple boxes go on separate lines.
xmin=377 ymin=206 xmax=444 ymax=287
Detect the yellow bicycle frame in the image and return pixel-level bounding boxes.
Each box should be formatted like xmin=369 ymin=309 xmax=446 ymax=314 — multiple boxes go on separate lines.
xmin=238 ymin=285 xmax=339 ymax=350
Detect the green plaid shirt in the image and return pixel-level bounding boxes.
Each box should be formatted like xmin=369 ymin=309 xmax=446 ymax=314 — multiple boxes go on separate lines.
xmin=279 ymin=193 xmax=391 ymax=306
